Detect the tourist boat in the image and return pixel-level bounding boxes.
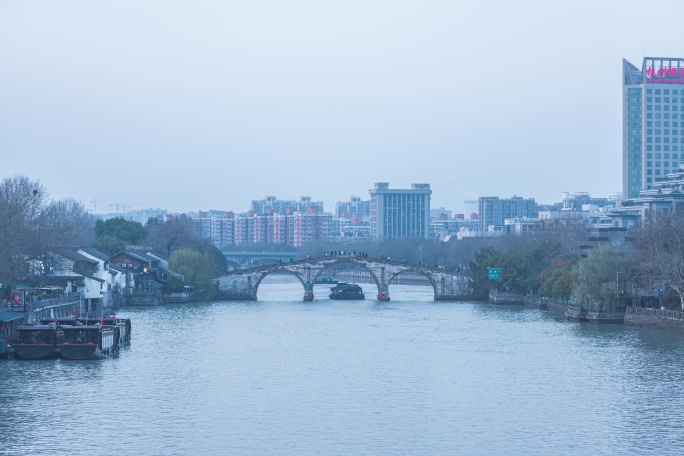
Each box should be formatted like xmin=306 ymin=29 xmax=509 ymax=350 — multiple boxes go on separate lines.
xmin=315 ymin=277 xmax=338 ymax=285
xmin=14 ymin=324 xmax=64 ymax=360
xmin=329 ymin=283 xmax=365 ymax=300
xmin=58 ymin=325 xmax=116 ymax=360
xmin=42 ymin=316 xmax=131 ymax=345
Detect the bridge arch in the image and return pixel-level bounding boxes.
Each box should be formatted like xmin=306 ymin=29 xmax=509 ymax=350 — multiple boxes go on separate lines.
xmin=312 ymin=259 xmax=381 ymax=290
xmin=387 ymin=268 xmax=438 ymax=297
xmin=253 ymin=267 xmax=307 ymax=297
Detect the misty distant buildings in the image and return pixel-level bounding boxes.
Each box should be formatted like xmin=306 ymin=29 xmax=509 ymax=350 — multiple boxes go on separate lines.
xmin=623 ymin=57 xmax=684 ymax=198
xmin=369 ymin=183 xmax=431 ymax=241
xmin=477 ymin=196 xmax=537 ymax=232
xmin=250 ymin=196 xmax=324 ymax=215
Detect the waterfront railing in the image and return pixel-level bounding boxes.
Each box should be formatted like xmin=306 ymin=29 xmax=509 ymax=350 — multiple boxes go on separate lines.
xmin=627 ymin=306 xmax=684 ymax=320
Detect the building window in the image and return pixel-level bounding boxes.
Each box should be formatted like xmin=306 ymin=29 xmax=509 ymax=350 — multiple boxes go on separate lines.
xmin=656 ymin=105 xmax=661 ymax=111
xmin=647 ymin=137 xmax=653 ymax=143
xmin=656 ymin=170 xmax=661 ymax=175
xmin=656 ymin=153 xmax=661 ymax=159
xmin=675 ymin=98 xmax=680 ymax=103
xmin=647 ymin=161 xmax=652 ymax=167
xmin=647 ymin=97 xmax=653 ymax=102
xmin=647 ymin=89 xmax=653 ymax=94
xmin=656 ymin=113 xmax=662 ymax=119
xmin=665 ymin=89 xmax=670 ymax=95
xmin=665 ymin=114 xmax=670 ymax=119
xmin=675 ymin=106 xmax=679 ymax=111
xmin=647 ymin=169 xmax=652 ymax=175
xmin=656 ymin=161 xmax=661 ymax=166
xmin=656 ymin=97 xmax=662 ymax=103
xmin=674 ymin=90 xmax=679 ymax=95
xmin=656 ymin=137 xmax=661 ymax=143
xmin=647 ymin=113 xmax=653 ymax=119
xmin=665 ymin=129 xmax=670 ymax=135
xmin=656 ymin=129 xmax=661 ymax=135
xmin=647 ymin=153 xmax=653 ymax=158
xmin=656 ymin=121 xmax=662 ymax=127
xmin=647 ymin=145 xmax=653 ymax=151
xmin=665 ymin=153 xmax=670 ymax=159
xmin=674 ymin=153 xmax=679 ymax=158
xmin=674 ymin=122 xmax=679 ymax=128
xmin=656 ymin=89 xmax=661 ymax=95
xmin=656 ymin=146 xmax=662 ymax=151
xmin=647 ymin=129 xmax=653 ymax=135
xmin=665 ymin=106 xmax=670 ymax=111
xmin=665 ymin=145 xmax=670 ymax=151
xmin=647 ymin=105 xmax=653 ymax=111
xmin=647 ymin=121 xmax=653 ymax=127
xmin=665 ymin=121 xmax=670 ymax=127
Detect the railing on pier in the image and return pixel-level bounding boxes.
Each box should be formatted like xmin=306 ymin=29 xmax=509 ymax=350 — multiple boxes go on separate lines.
xmin=7 ymin=293 xmax=82 ymax=313
xmin=627 ymin=306 xmax=684 ymax=320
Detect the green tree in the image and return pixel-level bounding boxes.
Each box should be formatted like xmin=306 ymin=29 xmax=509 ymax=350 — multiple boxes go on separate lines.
xmin=169 ymin=248 xmax=215 ymax=292
xmin=94 ymin=218 xmax=146 ymax=254
xmin=573 ymin=245 xmax=626 ymax=311
xmin=540 ymin=258 xmax=576 ymax=299
xmin=497 ymin=248 xmax=533 ymax=294
xmin=469 ymin=246 xmax=502 ymax=296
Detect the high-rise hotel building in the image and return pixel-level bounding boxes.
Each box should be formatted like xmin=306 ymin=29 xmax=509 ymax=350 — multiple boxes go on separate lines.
xmin=369 ymin=183 xmax=431 ymax=241
xmin=623 ymin=57 xmax=684 ymax=198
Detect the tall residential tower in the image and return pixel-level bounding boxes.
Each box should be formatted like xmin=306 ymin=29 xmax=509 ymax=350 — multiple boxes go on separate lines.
xmin=623 ymin=57 xmax=684 ymax=198
xmin=369 ymin=183 xmax=431 ymax=241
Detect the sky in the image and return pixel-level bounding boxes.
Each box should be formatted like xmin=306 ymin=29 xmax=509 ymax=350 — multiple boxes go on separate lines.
xmin=2 ymin=0 xmax=684 ymax=215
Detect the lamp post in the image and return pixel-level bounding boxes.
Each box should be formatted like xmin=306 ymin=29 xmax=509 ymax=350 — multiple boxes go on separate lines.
xmin=616 ymin=272 xmax=622 ymax=313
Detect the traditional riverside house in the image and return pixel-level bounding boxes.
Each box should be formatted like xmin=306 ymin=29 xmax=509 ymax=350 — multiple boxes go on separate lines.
xmin=109 ymin=250 xmax=166 ymax=295
xmin=77 ymin=247 xmax=128 ymax=308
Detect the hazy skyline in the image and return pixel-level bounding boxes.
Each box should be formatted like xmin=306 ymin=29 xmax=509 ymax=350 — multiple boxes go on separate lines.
xmin=2 ymin=1 xmax=684 ymax=214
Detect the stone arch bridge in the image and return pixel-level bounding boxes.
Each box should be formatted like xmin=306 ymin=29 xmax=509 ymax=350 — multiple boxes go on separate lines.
xmin=216 ymin=256 xmax=472 ymax=301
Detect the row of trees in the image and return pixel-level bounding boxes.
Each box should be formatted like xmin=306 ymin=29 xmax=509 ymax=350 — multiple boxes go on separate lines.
xmin=0 ymin=176 xmax=94 ymax=286
xmin=300 ymin=213 xmax=684 ymax=310
xmin=0 ymin=175 xmax=226 ymax=298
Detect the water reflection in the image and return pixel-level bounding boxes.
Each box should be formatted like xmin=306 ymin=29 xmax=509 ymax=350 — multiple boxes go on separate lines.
xmin=2 ymin=284 xmax=684 ymax=455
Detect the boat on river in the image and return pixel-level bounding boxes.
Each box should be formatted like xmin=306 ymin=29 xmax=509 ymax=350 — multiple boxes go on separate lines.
xmin=14 ymin=325 xmax=64 ymax=360
xmin=41 ymin=316 xmax=131 ymax=346
xmin=58 ymin=325 xmax=116 ymax=359
xmin=315 ymin=278 xmax=338 ymax=285
xmin=329 ymin=283 xmax=365 ymax=300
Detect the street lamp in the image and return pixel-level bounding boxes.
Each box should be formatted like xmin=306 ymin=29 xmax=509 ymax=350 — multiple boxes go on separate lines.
xmin=616 ymin=272 xmax=622 ymax=313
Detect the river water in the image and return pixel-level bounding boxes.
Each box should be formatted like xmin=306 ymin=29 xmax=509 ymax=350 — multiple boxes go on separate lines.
xmin=2 ymin=278 xmax=684 ymax=456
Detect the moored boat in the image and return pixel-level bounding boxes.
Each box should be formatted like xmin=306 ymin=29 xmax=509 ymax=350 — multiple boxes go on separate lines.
xmin=14 ymin=325 xmax=64 ymax=360
xmin=58 ymin=325 xmax=116 ymax=360
xmin=329 ymin=283 xmax=365 ymax=300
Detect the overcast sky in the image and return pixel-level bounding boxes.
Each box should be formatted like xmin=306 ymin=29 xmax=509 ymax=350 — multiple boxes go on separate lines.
xmin=2 ymin=0 xmax=683 ymax=215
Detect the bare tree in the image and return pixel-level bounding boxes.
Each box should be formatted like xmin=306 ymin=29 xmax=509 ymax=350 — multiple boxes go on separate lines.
xmin=0 ymin=176 xmax=47 ymax=284
xmin=145 ymin=215 xmax=195 ymax=257
xmin=631 ymin=211 xmax=684 ymax=309
xmin=0 ymin=175 xmax=95 ymax=284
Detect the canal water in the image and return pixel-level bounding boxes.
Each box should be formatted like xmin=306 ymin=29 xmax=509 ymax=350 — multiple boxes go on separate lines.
xmin=2 ymin=278 xmax=684 ymax=456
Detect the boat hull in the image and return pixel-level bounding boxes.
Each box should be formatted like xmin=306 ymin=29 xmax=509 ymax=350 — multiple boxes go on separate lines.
xmin=58 ymin=344 xmax=99 ymax=360
xmin=14 ymin=345 xmax=55 ymax=360
xmin=329 ymin=295 xmax=365 ymax=300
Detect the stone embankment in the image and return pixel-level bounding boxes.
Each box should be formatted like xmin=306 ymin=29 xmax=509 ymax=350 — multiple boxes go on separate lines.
xmin=624 ymin=306 xmax=684 ymax=330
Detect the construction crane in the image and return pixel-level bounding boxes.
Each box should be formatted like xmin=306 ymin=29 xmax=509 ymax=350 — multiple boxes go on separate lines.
xmin=110 ymin=202 xmax=144 ymax=214
xmin=91 ymin=198 xmax=114 ymax=213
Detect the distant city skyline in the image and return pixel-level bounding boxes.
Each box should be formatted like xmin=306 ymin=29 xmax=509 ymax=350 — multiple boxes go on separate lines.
xmin=4 ymin=1 xmax=684 ymax=214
